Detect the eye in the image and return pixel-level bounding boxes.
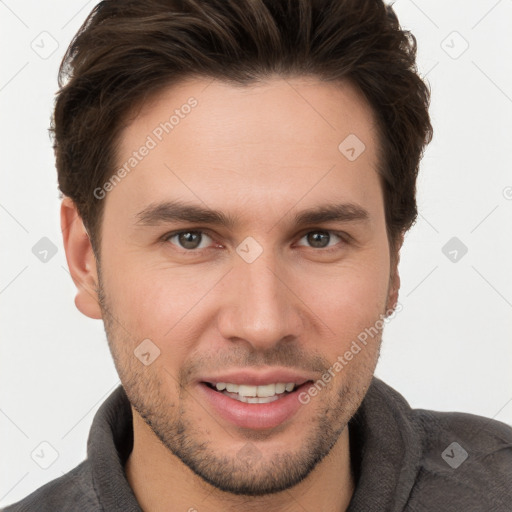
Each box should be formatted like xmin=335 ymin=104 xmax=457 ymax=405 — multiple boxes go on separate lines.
xmin=296 ymin=230 xmax=345 ymax=251
xmin=163 ymin=230 xmax=215 ymax=251
xmin=161 ymin=229 xmax=348 ymax=254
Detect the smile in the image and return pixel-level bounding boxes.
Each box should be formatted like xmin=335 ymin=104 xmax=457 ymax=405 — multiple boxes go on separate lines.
xmin=204 ymin=382 xmax=298 ymax=404
xmin=199 ymin=380 xmax=313 ymax=429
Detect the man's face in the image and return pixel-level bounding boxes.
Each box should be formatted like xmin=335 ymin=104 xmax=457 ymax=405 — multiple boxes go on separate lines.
xmin=93 ymin=77 xmax=399 ymax=495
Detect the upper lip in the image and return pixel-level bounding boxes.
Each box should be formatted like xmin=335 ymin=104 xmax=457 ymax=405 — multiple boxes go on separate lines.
xmin=199 ymin=368 xmax=315 ymax=387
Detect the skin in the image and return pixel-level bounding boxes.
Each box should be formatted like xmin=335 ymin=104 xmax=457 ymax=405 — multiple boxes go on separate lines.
xmin=61 ymin=76 xmax=401 ymax=512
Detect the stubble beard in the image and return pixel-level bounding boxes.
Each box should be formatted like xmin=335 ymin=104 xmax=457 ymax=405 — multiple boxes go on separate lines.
xmin=96 ymin=272 xmax=381 ymax=496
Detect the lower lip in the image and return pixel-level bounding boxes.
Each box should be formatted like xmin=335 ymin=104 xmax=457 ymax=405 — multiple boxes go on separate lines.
xmin=198 ymin=382 xmax=311 ymax=430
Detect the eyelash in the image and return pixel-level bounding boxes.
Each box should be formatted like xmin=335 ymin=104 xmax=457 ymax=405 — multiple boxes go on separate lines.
xmin=160 ymin=229 xmax=350 ymax=255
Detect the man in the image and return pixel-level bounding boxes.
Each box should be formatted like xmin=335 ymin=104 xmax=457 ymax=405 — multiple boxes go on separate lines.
xmin=3 ymin=0 xmax=511 ymax=510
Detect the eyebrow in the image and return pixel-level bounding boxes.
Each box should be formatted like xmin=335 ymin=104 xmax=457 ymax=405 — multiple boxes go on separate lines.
xmin=134 ymin=200 xmax=370 ymax=229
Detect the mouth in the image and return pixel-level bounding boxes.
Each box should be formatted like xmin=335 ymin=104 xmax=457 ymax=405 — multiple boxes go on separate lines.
xmin=202 ymin=381 xmax=308 ymax=404
xmin=198 ymin=379 xmax=314 ymax=429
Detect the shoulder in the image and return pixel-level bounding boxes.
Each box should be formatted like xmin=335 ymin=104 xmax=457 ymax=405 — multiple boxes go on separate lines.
xmin=367 ymin=378 xmax=512 ymax=509
xmin=410 ymin=407 xmax=512 ymax=509
xmin=414 ymin=406 xmax=512 ymax=465
xmin=1 ymin=461 xmax=100 ymax=512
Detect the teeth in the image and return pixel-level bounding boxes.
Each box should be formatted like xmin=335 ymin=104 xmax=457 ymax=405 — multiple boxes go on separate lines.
xmin=275 ymin=383 xmax=286 ymax=394
xmin=214 ymin=382 xmax=297 ymax=397
xmin=241 ymin=395 xmax=280 ymax=404
xmin=238 ymin=384 xmax=258 ymax=397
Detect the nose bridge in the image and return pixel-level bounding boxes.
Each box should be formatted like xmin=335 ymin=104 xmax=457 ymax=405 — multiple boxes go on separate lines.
xmin=218 ymin=244 xmax=302 ymax=349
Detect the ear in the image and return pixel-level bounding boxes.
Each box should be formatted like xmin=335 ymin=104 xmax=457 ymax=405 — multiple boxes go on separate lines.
xmin=386 ymin=232 xmax=404 ymax=313
xmin=61 ymin=197 xmax=102 ymax=319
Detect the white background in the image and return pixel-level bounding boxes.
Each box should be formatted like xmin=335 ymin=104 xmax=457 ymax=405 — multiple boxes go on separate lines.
xmin=1 ymin=0 xmax=511 ymax=506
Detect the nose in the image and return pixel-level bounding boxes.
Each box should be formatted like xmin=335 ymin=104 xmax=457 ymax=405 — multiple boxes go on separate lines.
xmin=216 ymin=248 xmax=304 ymax=351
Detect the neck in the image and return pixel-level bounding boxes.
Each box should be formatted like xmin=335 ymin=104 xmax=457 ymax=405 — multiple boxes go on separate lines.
xmin=125 ymin=408 xmax=355 ymax=512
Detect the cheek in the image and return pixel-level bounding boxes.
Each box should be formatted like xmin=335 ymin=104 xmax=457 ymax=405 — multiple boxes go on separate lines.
xmin=102 ymin=269 xmax=196 ymax=382
xmin=103 ymin=258 xmax=214 ymax=347
xmin=300 ymin=260 xmax=390 ymax=351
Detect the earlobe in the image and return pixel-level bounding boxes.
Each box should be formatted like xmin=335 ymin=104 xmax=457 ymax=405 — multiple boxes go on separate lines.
xmin=387 ymin=270 xmax=401 ymax=314
xmin=387 ymin=233 xmax=404 ymax=313
xmin=60 ymin=197 xmax=103 ymax=320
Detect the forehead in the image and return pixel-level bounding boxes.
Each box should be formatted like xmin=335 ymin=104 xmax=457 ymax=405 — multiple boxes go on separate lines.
xmin=109 ymin=76 xmax=383 ymax=227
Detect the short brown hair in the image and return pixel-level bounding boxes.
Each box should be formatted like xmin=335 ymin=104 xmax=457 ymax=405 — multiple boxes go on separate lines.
xmin=52 ymin=0 xmax=433 ymax=258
